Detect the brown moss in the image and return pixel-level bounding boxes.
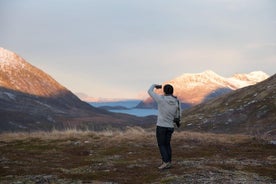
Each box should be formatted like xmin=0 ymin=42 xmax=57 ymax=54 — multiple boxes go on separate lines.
xmin=0 ymin=130 xmax=275 ymax=183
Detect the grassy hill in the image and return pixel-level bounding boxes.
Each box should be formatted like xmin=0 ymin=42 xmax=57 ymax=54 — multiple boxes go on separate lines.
xmin=0 ymin=128 xmax=275 ymax=183
xmin=180 ymin=74 xmax=276 ymax=138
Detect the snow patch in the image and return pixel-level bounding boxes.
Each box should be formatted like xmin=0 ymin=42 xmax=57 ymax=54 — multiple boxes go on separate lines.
xmin=171 ymin=70 xmax=269 ymax=92
xmin=0 ymin=48 xmax=26 ymax=69
xmin=228 ymin=71 xmax=269 ymax=88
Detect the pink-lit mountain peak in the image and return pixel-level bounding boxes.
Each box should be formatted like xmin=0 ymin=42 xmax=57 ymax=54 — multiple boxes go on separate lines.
xmin=170 ymin=70 xmax=269 ymax=90
xmin=0 ymin=48 xmax=67 ymax=97
xmin=229 ymin=71 xmax=269 ymax=88
xmin=172 ymin=70 xmax=231 ymax=89
xmin=168 ymin=70 xmax=269 ymax=103
xmin=0 ymin=48 xmax=27 ymax=69
xmin=137 ymin=70 xmax=269 ymax=108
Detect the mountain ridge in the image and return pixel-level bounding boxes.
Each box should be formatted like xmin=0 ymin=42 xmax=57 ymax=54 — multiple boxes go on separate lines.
xmin=137 ymin=70 xmax=269 ymax=109
xmin=0 ymin=48 xmax=68 ymax=97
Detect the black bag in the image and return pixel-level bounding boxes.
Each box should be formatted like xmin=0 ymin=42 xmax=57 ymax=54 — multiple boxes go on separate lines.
xmin=173 ymin=117 xmax=180 ymax=128
xmin=174 ymin=99 xmax=181 ymax=128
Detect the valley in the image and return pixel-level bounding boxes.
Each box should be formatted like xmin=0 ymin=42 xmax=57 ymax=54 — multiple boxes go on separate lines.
xmin=0 ymin=47 xmax=275 ymax=139
xmin=0 ymin=47 xmax=275 ymax=184
xmin=0 ymin=48 xmax=156 ymax=132
xmin=1 ymin=1 xmax=275 ymax=183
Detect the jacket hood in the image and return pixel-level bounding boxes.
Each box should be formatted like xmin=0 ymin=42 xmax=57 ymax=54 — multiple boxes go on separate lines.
xmin=164 ymin=95 xmax=178 ymax=105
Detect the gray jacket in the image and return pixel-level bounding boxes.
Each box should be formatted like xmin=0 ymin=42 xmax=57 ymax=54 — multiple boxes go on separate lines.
xmin=148 ymin=84 xmax=180 ymax=128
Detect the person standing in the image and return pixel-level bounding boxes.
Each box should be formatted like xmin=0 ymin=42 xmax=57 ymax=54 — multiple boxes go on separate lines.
xmin=148 ymin=84 xmax=181 ymax=170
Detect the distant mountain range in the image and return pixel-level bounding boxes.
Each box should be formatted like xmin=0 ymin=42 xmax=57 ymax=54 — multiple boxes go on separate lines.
xmin=180 ymin=73 xmax=276 ymax=138
xmin=75 ymin=92 xmax=132 ymax=103
xmin=0 ymin=48 xmax=154 ymax=132
xmin=1 ymin=47 xmax=273 ymax=137
xmin=136 ymin=70 xmax=269 ymax=109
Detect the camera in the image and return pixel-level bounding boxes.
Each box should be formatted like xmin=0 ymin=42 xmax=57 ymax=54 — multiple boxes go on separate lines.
xmin=155 ymin=85 xmax=162 ymax=89
xmin=173 ymin=117 xmax=181 ymax=128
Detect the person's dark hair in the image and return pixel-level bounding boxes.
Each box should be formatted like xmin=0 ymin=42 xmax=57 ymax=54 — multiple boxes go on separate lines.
xmin=163 ymin=84 xmax=174 ymax=95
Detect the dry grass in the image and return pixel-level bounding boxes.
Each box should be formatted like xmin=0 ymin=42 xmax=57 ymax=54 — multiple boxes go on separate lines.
xmin=0 ymin=127 xmax=275 ymax=183
xmin=0 ymin=127 xmax=251 ymax=144
xmin=173 ymin=131 xmax=252 ymax=144
xmin=0 ymin=128 xmax=91 ymax=142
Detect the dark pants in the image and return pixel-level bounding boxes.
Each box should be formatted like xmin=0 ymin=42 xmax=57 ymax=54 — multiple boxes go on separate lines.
xmin=156 ymin=126 xmax=174 ymax=163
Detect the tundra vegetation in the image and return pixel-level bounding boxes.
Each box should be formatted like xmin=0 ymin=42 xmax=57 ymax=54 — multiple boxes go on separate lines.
xmin=0 ymin=127 xmax=275 ymax=183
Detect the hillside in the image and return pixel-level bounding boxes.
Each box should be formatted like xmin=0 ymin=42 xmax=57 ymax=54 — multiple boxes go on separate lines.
xmin=180 ymin=74 xmax=276 ymax=138
xmin=0 ymin=48 xmax=69 ymax=97
xmin=137 ymin=70 xmax=269 ymax=109
xmin=0 ymin=48 xmax=154 ymax=132
xmin=0 ymin=129 xmax=275 ymax=183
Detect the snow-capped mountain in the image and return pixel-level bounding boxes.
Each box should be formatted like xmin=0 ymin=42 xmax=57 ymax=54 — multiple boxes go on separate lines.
xmin=0 ymin=47 xmax=68 ymax=97
xmin=180 ymin=73 xmax=276 ymax=137
xmin=137 ymin=70 xmax=269 ymax=109
xmin=0 ymin=48 xmax=153 ymax=132
xmin=228 ymin=71 xmax=269 ymax=89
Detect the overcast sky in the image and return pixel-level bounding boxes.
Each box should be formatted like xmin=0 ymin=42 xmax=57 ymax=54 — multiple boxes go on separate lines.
xmin=1 ymin=0 xmax=275 ymax=99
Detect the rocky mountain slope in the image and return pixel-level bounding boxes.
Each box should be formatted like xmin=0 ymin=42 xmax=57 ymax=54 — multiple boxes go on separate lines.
xmin=0 ymin=48 xmax=154 ymax=132
xmin=0 ymin=48 xmax=69 ymax=97
xmin=137 ymin=70 xmax=269 ymax=109
xmin=180 ymin=74 xmax=276 ymax=138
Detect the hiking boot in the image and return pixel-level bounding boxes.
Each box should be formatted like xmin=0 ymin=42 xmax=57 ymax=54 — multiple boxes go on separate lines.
xmin=158 ymin=162 xmax=171 ymax=170
xmin=166 ymin=162 xmax=172 ymax=169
